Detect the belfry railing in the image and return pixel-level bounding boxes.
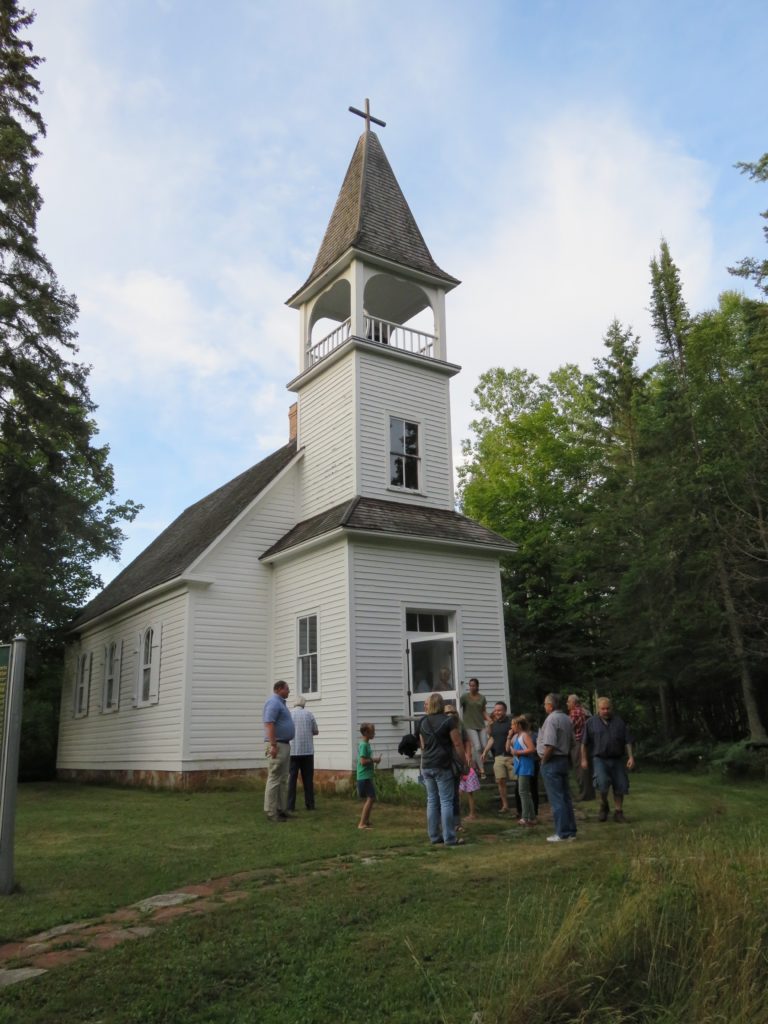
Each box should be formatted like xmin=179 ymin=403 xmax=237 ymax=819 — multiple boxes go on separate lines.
xmin=308 ymin=315 xmax=437 ymax=366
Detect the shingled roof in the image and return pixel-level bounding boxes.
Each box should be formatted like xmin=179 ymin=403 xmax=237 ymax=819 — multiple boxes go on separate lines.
xmin=291 ymin=130 xmax=459 ymax=300
xmin=73 ymin=440 xmax=298 ymax=629
xmin=261 ymin=495 xmax=516 ymax=560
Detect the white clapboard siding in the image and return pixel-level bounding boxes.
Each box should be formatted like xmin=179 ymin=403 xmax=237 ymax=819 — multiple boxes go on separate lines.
xmin=350 ymin=540 xmax=508 ymax=764
xmin=270 ymin=538 xmax=350 ymax=771
xmin=357 ymin=349 xmax=454 ymax=509
xmin=57 ymin=590 xmax=188 ymax=771
xmin=296 ymin=348 xmax=356 ymax=519
xmin=185 ymin=469 xmax=298 ymax=762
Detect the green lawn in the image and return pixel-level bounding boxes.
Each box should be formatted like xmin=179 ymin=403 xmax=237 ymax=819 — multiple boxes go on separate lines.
xmin=1 ymin=772 xmax=766 ymax=1023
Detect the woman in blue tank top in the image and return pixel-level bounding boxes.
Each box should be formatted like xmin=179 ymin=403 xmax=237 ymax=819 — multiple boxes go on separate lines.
xmin=511 ymin=715 xmax=537 ymax=825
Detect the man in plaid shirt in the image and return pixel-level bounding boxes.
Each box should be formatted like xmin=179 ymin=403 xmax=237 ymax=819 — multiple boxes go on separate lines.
xmin=567 ymin=694 xmax=595 ymax=801
xmin=288 ymin=697 xmax=319 ymax=811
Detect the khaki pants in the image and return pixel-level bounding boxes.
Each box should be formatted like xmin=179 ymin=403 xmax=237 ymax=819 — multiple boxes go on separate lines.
xmin=264 ymin=742 xmax=291 ymax=818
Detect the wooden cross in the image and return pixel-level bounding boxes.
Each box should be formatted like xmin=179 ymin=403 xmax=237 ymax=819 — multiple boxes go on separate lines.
xmin=348 ymin=98 xmax=386 ymax=132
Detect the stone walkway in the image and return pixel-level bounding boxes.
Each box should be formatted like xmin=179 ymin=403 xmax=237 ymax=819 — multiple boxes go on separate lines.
xmin=0 ymin=813 xmax=564 ymax=990
xmin=0 ymin=845 xmax=437 ymax=989
xmin=0 ymin=871 xmax=255 ymax=988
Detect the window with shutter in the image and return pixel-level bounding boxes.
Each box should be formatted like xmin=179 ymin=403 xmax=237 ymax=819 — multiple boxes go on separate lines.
xmin=102 ymin=639 xmax=122 ymax=712
xmin=135 ymin=623 xmax=162 ymax=708
xmin=73 ymin=651 xmax=92 ymax=719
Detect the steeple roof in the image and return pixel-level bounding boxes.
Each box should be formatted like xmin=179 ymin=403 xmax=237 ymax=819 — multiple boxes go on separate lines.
xmin=293 ymin=130 xmax=459 ymax=299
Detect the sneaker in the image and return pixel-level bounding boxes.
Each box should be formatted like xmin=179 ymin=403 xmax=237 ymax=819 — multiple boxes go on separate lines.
xmin=547 ymin=834 xmax=577 ymax=843
xmin=614 ymin=810 xmax=626 ymax=823
xmin=598 ymin=804 xmax=609 ymax=822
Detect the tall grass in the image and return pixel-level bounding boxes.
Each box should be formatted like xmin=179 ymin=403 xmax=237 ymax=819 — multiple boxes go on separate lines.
xmin=475 ymin=826 xmax=768 ymax=1024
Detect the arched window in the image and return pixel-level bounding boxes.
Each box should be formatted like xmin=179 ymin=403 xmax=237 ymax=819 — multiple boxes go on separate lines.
xmin=102 ymin=639 xmax=122 ymax=712
xmin=134 ymin=622 xmax=162 ymax=707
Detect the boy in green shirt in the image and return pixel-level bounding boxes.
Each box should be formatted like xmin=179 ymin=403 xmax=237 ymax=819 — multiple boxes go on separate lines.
xmin=356 ymin=723 xmax=381 ymax=829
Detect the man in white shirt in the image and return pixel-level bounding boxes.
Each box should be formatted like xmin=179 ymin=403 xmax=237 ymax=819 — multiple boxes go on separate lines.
xmin=288 ymin=697 xmax=319 ymax=811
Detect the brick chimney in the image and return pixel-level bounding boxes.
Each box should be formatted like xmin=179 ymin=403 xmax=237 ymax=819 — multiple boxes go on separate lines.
xmin=288 ymin=402 xmax=297 ymax=442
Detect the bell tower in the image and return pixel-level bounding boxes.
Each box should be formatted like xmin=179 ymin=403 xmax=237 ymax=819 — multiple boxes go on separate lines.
xmin=285 ymin=103 xmax=462 ymax=521
xmin=286 ymin=100 xmax=460 ymax=371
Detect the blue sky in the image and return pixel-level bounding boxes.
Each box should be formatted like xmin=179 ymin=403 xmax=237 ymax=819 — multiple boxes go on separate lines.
xmin=28 ymin=0 xmax=767 ymax=588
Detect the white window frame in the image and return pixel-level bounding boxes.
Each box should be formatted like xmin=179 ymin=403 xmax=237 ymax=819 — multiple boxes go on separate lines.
xmin=101 ymin=639 xmax=122 ymax=713
xmin=297 ymin=613 xmax=319 ymax=697
xmin=388 ymin=415 xmax=422 ymax=493
xmin=134 ymin=622 xmax=162 ymax=708
xmin=73 ymin=651 xmax=92 ymax=719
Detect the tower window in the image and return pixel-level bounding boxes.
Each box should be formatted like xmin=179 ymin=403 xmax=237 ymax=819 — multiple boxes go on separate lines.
xmin=389 ymin=417 xmax=420 ymax=490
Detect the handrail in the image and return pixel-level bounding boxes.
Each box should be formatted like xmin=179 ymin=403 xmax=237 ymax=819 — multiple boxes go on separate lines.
xmin=364 ymin=316 xmax=436 ymax=357
xmin=308 ymin=317 xmax=351 ymax=365
xmin=307 ymin=314 xmax=438 ymax=366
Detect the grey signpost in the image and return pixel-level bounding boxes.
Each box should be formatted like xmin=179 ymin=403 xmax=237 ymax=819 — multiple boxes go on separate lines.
xmin=0 ymin=636 xmax=27 ymax=895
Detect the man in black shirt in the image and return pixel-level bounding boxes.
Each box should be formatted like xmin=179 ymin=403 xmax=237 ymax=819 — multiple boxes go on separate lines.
xmin=581 ymin=698 xmax=635 ymax=822
xmin=482 ymin=701 xmax=514 ymax=813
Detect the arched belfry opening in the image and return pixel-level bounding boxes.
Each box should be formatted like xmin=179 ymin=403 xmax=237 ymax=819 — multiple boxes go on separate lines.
xmin=306 ymin=266 xmax=441 ymax=365
xmin=308 ymin=278 xmax=351 ymax=360
xmin=362 ymin=272 xmax=436 ymax=349
xmin=287 ymin=115 xmax=460 ymax=372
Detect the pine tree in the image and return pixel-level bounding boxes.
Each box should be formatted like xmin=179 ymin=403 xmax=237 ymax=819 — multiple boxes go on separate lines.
xmin=0 ymin=2 xmax=139 ymax=771
xmin=728 ymin=153 xmax=768 ymax=295
xmin=649 ymin=242 xmax=766 ymax=741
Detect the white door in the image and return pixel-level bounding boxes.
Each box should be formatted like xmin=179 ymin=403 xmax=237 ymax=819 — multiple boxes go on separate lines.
xmin=408 ymin=635 xmax=457 ymax=715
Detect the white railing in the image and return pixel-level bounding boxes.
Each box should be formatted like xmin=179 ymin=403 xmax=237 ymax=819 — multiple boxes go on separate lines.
xmin=308 ymin=318 xmax=351 ymax=365
xmin=364 ymin=316 xmax=436 ymax=357
xmin=307 ymin=314 xmax=437 ymax=366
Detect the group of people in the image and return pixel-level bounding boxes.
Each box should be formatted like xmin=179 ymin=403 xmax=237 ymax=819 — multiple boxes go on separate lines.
xmin=413 ymin=687 xmax=635 ymax=846
xmin=262 ymin=679 xmax=635 ymax=847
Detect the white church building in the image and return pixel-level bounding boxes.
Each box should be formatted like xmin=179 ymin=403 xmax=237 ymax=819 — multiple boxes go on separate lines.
xmin=57 ymin=112 xmax=515 ymax=788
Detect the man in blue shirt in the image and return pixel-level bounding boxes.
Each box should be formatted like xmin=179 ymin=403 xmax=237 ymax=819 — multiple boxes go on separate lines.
xmin=263 ymin=680 xmax=295 ymax=822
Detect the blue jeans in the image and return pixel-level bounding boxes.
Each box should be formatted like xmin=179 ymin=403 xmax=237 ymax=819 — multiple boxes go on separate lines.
xmin=541 ymin=757 xmax=577 ymax=838
xmin=422 ymin=767 xmax=458 ymax=845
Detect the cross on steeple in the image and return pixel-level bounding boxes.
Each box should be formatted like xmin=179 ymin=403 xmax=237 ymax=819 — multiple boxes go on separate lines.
xmin=348 ymin=98 xmax=386 ymax=132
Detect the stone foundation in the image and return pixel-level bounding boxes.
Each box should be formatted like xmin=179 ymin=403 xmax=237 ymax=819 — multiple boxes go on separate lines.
xmin=56 ymin=767 xmax=355 ymax=793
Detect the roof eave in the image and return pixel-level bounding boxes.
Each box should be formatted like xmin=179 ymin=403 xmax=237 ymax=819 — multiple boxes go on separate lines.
xmin=68 ymin=574 xmax=214 ymax=636
xmin=286 ymin=246 xmax=460 ymax=310
xmin=261 ymin=524 xmax=516 ymax=564
xmin=286 ymin=335 xmax=461 ymax=393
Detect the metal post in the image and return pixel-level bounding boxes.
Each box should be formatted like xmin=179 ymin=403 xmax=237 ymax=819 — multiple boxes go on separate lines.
xmin=0 ymin=635 xmax=26 ymax=895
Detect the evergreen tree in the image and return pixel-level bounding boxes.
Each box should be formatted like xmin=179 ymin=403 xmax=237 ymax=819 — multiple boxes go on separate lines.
xmin=0 ymin=2 xmax=139 ymax=773
xmin=729 ymin=153 xmax=768 ymax=295
xmin=460 ymin=364 xmax=607 ymax=705
xmin=647 ymin=243 xmax=765 ymax=741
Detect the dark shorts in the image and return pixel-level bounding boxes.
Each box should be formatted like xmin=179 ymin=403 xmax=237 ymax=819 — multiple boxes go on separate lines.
xmin=593 ymin=756 xmax=629 ymax=796
xmin=357 ymin=778 xmax=376 ymax=800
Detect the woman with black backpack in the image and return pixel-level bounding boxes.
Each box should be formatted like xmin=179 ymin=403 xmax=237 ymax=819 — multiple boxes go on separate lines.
xmin=417 ymin=693 xmax=470 ymax=846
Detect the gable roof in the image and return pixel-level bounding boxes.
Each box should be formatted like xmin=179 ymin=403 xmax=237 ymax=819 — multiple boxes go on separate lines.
xmin=260 ymin=495 xmax=516 ymax=560
xmin=73 ymin=440 xmax=298 ymax=629
xmin=290 ymin=130 xmax=459 ymax=300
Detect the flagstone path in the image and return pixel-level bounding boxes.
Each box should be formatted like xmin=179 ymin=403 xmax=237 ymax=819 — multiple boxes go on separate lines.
xmin=0 ymin=870 xmax=256 ymax=988
xmin=0 ymin=809 xmax=566 ymax=989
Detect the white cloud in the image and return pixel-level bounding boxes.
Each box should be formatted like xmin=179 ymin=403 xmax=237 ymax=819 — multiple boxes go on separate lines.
xmin=447 ymin=106 xmax=716 ymax=466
